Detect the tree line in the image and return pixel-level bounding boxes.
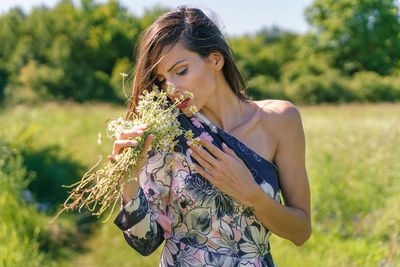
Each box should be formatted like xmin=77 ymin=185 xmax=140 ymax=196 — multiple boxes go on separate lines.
xmin=1 ymin=0 xmax=400 ymax=105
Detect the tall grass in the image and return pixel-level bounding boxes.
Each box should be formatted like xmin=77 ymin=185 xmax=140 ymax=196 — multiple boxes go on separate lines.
xmin=1 ymin=102 xmax=399 ymax=266
xmin=271 ymin=103 xmax=400 ymax=266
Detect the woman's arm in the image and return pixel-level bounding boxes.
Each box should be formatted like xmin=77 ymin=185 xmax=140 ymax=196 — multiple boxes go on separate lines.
xmin=250 ymin=101 xmax=311 ymax=246
xmin=114 ymin=186 xmax=165 ymax=256
xmin=114 ymin=151 xmax=173 ymax=255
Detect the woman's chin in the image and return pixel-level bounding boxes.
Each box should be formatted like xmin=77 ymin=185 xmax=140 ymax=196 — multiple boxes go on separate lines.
xmin=181 ymin=109 xmax=193 ymax=117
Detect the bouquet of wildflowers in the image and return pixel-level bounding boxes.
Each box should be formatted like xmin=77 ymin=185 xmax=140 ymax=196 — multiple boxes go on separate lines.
xmin=53 ymin=77 xmax=197 ymax=222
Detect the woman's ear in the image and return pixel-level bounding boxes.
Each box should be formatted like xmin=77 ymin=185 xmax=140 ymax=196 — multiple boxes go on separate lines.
xmin=208 ymin=52 xmax=224 ymax=71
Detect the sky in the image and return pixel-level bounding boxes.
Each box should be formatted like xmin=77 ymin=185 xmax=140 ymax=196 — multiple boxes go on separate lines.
xmin=0 ymin=0 xmax=314 ymax=36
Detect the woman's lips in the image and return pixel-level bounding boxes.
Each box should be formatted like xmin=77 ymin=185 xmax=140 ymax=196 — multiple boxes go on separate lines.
xmin=177 ymin=98 xmax=191 ymax=109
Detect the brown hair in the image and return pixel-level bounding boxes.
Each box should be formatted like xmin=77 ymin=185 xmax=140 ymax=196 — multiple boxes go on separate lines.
xmin=127 ymin=6 xmax=248 ymax=119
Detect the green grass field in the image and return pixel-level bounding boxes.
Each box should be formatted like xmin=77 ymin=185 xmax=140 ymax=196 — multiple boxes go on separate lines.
xmin=1 ymin=102 xmax=399 ymax=266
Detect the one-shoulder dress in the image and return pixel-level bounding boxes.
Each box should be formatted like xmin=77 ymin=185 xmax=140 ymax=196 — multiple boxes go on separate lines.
xmin=114 ymin=111 xmax=281 ymax=267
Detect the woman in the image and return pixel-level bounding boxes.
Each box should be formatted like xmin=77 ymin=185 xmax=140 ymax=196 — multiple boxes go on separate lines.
xmin=112 ymin=6 xmax=311 ymax=266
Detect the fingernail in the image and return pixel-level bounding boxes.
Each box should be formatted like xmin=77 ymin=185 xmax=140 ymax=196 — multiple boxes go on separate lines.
xmin=222 ymin=142 xmax=227 ymax=147
xmin=187 ymin=148 xmax=193 ymax=154
xmin=190 ymin=162 xmax=196 ymax=170
xmin=137 ymin=130 xmax=143 ymax=134
xmin=131 ymin=140 xmax=138 ymax=145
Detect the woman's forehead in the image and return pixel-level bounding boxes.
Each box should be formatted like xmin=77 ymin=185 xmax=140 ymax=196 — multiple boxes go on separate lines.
xmin=155 ymin=43 xmax=195 ymax=74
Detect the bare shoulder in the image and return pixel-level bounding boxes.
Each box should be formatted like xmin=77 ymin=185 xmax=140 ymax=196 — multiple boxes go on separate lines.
xmin=254 ymin=99 xmax=305 ymax=160
xmin=254 ymin=99 xmax=302 ymax=128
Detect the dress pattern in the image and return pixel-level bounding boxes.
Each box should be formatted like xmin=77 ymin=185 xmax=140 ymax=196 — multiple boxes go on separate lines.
xmin=114 ymin=111 xmax=281 ymax=267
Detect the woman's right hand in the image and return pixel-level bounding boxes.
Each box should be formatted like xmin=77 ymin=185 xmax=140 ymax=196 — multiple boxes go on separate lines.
xmin=108 ymin=123 xmax=154 ymax=205
xmin=108 ymin=123 xmax=154 ymax=170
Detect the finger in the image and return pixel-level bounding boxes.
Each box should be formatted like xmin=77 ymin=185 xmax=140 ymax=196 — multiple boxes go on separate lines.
xmin=188 ymin=148 xmax=214 ymax=174
xmin=192 ymin=162 xmax=215 ymax=183
xmin=221 ymin=142 xmax=240 ymax=160
xmin=113 ymin=139 xmax=138 ymax=157
xmin=188 ymin=142 xmax=219 ymax=168
xmin=107 ymin=155 xmax=114 ymax=161
xmin=199 ymin=138 xmax=226 ymax=160
xmin=137 ymin=123 xmax=150 ymax=129
xmin=119 ymin=128 xmax=144 ymax=140
xmin=118 ymin=124 xmax=149 ymax=140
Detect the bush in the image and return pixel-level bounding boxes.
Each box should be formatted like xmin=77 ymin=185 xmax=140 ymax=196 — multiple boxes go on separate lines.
xmin=0 ymin=140 xmax=48 ymax=266
xmin=16 ymin=60 xmax=65 ymax=103
xmin=349 ymin=71 xmax=400 ymax=102
xmin=5 ymin=123 xmax=85 ymax=206
xmin=280 ymin=52 xmax=332 ymax=82
xmin=246 ymin=75 xmax=287 ymax=100
xmin=0 ymin=136 xmax=84 ymax=265
xmin=21 ymin=145 xmax=84 ymax=206
xmin=284 ymin=70 xmax=356 ymax=104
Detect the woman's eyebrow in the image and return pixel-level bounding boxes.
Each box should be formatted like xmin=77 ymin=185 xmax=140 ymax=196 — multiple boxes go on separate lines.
xmin=167 ymin=60 xmax=186 ymax=72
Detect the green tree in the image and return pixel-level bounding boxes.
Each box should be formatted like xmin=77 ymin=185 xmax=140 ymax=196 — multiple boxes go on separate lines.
xmin=0 ymin=0 xmax=162 ymax=103
xmin=305 ymin=0 xmax=400 ymax=75
xmin=0 ymin=8 xmax=25 ymax=66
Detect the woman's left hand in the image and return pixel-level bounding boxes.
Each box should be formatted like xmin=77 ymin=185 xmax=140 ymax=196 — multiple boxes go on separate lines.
xmin=187 ymin=138 xmax=260 ymax=207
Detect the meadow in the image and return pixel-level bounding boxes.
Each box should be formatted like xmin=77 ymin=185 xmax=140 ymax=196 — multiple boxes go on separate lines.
xmin=1 ymin=102 xmax=399 ymax=266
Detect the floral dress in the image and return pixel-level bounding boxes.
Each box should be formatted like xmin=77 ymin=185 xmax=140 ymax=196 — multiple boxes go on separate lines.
xmin=114 ymin=112 xmax=281 ymax=267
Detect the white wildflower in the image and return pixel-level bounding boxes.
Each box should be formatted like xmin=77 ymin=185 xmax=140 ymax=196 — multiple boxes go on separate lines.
xmin=189 ymin=105 xmax=198 ymax=115
xmin=97 ymin=132 xmax=102 ymax=145
xmin=166 ymin=81 xmax=176 ymax=94
xmin=184 ymin=129 xmax=194 ymax=140
xmin=172 ymin=120 xmax=181 ymax=128
xmin=185 ymin=91 xmax=194 ymax=99
xmin=188 ymin=137 xmax=201 ymax=148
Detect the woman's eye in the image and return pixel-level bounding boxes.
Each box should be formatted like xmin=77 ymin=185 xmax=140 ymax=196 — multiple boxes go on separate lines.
xmin=176 ymin=67 xmax=187 ymax=76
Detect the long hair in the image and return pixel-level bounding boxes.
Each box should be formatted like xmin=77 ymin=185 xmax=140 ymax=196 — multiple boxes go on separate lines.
xmin=127 ymin=6 xmax=248 ymax=119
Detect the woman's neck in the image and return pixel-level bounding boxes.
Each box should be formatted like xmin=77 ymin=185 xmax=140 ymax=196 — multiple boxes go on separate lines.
xmin=200 ymin=80 xmax=257 ymax=133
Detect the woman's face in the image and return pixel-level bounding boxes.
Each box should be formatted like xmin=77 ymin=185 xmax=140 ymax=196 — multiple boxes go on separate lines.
xmin=155 ymin=42 xmax=220 ymax=116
